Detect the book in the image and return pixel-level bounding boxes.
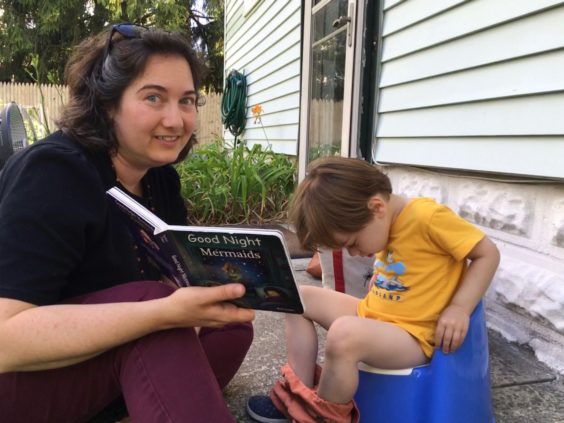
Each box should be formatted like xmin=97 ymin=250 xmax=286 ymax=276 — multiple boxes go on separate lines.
xmin=107 ymin=186 xmax=305 ymax=314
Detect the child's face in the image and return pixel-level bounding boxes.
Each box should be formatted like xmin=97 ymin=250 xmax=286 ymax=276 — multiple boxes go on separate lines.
xmin=334 ymin=196 xmax=391 ymax=257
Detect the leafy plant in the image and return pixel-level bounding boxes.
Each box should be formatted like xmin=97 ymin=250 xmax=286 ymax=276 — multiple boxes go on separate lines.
xmin=176 ymin=139 xmax=297 ymax=225
xmin=308 ymin=143 xmax=341 ymax=162
xmin=0 ymin=0 xmax=226 ymax=91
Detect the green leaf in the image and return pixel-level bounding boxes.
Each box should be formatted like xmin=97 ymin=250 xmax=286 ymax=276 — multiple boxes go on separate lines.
xmin=176 ymin=138 xmax=296 ymax=225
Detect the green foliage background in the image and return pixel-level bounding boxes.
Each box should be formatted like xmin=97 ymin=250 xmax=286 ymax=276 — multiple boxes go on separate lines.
xmin=0 ymin=0 xmax=225 ymax=91
xmin=177 ymin=140 xmax=297 ymax=226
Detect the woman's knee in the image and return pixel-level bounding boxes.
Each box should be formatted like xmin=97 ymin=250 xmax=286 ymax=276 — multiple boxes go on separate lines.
xmin=231 ymin=321 xmax=254 ymax=346
xmin=200 ymin=321 xmax=254 ymax=349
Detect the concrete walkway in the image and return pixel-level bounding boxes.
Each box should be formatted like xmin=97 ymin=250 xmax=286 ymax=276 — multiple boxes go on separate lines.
xmin=224 ymin=258 xmax=564 ymax=423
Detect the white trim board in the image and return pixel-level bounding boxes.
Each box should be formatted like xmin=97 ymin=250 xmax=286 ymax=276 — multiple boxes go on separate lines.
xmin=377 ymin=93 xmax=564 ymax=136
xmin=374 ymin=137 xmax=564 ymax=179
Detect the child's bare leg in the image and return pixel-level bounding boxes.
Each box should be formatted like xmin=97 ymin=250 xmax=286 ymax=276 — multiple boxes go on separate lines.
xmin=285 ymin=285 xmax=359 ymax=388
xmin=285 ymin=314 xmax=318 ymax=387
xmin=317 ymin=317 xmax=427 ymax=403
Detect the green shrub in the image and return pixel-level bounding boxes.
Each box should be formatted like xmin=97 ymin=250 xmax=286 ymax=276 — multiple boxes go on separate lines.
xmin=176 ymin=140 xmax=297 ymax=225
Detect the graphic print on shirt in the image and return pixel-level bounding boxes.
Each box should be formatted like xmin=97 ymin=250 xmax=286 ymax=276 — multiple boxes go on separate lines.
xmin=373 ymin=251 xmax=409 ymax=293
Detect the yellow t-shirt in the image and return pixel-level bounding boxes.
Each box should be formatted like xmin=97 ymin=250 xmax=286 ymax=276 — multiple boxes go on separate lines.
xmin=357 ymin=198 xmax=485 ymax=357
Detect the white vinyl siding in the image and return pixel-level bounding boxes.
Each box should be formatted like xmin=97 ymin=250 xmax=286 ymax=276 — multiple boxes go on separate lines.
xmin=373 ymin=0 xmax=564 ymax=179
xmin=224 ymin=0 xmax=301 ymax=155
xmin=383 ymin=0 xmax=405 ymax=11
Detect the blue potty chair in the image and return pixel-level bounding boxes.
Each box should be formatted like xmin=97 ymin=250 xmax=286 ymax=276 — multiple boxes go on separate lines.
xmin=354 ymin=301 xmax=495 ymax=423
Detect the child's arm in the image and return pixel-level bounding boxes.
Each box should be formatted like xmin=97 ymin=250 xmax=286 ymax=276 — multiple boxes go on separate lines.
xmin=434 ymin=236 xmax=500 ymax=354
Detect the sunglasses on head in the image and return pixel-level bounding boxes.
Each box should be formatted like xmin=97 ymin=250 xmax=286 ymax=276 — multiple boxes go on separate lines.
xmin=102 ymin=23 xmax=148 ymax=65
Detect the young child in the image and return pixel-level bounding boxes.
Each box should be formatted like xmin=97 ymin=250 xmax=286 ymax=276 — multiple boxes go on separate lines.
xmin=246 ymin=156 xmax=500 ymax=423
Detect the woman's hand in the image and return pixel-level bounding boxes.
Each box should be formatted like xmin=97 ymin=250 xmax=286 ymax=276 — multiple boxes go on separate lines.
xmin=161 ymin=283 xmax=255 ymax=329
xmin=434 ymin=303 xmax=469 ymax=354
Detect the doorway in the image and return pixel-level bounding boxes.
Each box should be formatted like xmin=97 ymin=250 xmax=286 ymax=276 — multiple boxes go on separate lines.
xmin=298 ymin=0 xmax=359 ymax=180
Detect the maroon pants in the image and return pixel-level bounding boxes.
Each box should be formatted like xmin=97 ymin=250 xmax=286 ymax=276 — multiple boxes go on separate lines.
xmin=0 ymin=281 xmax=254 ymax=423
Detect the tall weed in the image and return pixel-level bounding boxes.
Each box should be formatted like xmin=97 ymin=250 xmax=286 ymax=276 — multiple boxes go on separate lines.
xmin=176 ymin=140 xmax=297 ymax=225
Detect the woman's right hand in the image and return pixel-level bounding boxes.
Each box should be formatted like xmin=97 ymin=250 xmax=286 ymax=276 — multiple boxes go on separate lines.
xmin=161 ymin=283 xmax=255 ymax=329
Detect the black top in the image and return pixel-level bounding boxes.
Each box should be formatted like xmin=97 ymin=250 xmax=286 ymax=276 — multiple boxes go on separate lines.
xmin=0 ymin=131 xmax=188 ymax=305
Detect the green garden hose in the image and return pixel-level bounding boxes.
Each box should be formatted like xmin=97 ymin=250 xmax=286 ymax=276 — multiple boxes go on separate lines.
xmin=221 ymin=70 xmax=247 ymax=143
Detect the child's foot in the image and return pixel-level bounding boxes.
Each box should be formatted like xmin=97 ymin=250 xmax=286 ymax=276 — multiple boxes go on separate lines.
xmin=246 ymin=395 xmax=288 ymax=422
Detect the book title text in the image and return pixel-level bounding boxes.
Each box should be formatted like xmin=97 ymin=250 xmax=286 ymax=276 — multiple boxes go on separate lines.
xmin=188 ymin=233 xmax=263 ymax=248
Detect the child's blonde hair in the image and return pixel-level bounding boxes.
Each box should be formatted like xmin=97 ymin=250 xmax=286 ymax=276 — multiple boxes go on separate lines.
xmin=289 ymin=156 xmax=392 ymax=251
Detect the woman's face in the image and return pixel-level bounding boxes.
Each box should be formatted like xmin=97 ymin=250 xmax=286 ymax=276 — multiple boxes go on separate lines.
xmin=111 ymin=54 xmax=198 ymax=172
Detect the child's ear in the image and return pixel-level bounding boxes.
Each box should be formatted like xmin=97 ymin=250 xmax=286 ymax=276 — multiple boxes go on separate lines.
xmin=367 ymin=196 xmax=386 ymax=216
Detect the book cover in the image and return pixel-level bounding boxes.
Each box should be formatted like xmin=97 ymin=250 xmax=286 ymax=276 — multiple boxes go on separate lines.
xmin=107 ymin=186 xmax=304 ymax=314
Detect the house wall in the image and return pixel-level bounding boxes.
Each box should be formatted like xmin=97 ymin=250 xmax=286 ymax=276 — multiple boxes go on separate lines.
xmin=224 ymin=0 xmax=564 ymax=373
xmin=373 ymin=0 xmax=564 ymax=179
xmin=224 ymin=0 xmax=301 ymax=154
xmin=376 ymin=0 xmax=564 ymax=372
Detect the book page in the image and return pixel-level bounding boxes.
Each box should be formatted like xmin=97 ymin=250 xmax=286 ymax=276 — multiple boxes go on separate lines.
xmin=107 ymin=186 xmax=167 ymax=233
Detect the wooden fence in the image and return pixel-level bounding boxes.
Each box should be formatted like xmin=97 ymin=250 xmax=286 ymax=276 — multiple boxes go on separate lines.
xmin=197 ymin=92 xmax=223 ymax=144
xmin=0 ymin=82 xmax=67 ymax=137
xmin=0 ymin=82 xmax=223 ymax=145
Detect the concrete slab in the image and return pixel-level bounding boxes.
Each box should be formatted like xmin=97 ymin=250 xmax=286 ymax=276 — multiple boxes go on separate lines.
xmin=225 ymin=258 xmax=564 ymax=423
xmin=490 ymin=330 xmax=564 ymax=423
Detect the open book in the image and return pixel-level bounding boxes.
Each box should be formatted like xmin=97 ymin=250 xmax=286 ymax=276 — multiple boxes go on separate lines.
xmin=107 ymin=186 xmax=304 ymax=314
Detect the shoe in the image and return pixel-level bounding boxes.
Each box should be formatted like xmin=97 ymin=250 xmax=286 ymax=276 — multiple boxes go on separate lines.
xmin=246 ymin=395 xmax=288 ymax=422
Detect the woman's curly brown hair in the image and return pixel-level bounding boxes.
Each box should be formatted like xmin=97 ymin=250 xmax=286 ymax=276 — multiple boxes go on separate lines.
xmin=57 ymin=26 xmax=206 ymax=163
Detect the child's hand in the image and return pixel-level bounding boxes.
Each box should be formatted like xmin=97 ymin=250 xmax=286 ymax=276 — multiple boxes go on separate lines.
xmin=434 ymin=304 xmax=470 ymax=354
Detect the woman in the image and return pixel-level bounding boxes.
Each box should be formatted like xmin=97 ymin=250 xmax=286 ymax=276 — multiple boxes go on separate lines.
xmin=0 ymin=24 xmax=254 ymax=423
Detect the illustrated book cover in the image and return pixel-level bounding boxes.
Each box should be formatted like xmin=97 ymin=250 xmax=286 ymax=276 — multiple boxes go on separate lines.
xmin=107 ymin=186 xmax=304 ymax=314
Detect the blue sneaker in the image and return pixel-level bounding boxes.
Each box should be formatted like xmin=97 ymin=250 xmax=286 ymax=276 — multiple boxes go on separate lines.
xmin=246 ymin=395 xmax=288 ymax=423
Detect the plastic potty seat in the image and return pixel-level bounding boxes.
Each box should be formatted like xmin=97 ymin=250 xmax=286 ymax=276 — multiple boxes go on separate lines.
xmin=354 ymin=301 xmax=495 ymax=423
